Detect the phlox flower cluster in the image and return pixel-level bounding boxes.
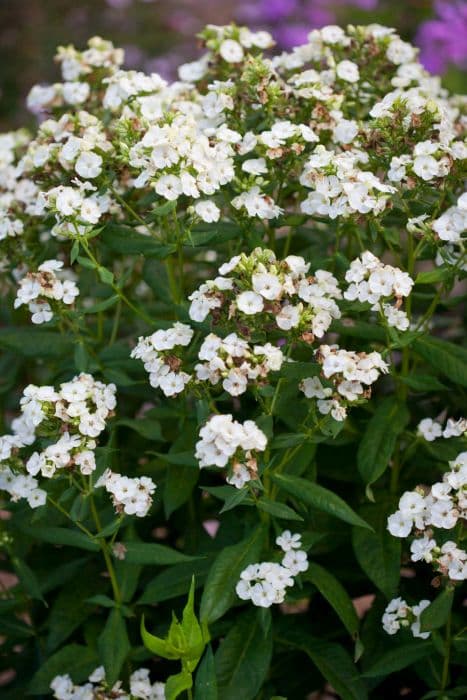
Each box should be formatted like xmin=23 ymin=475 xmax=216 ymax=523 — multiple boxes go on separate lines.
xmin=130 ymin=322 xmax=194 ymax=397
xmin=417 ymin=416 xmax=467 ymax=442
xmin=51 ymin=665 xmax=165 ymax=699
xmin=300 ymin=345 xmax=389 ymax=421
xmin=429 ymin=191 xmax=467 ymax=271
xmin=0 ymin=437 xmax=46 ymax=509
xmin=95 ymin=469 xmax=156 ymax=518
xmin=195 ymin=414 xmax=267 ymax=488
xmin=14 ymin=259 xmax=79 ymax=324
xmin=382 ymin=597 xmax=431 ymax=639
xmin=128 ymin=113 xmax=236 ymax=203
xmin=387 ymin=139 xmax=462 ymax=185
xmin=0 ymin=374 xmax=116 ymax=509
xmin=21 ymin=108 xmax=116 ymax=237
xmin=131 ymin=323 xmax=286 ymax=399
xmin=387 ymin=451 xmax=467 ymax=581
xmin=432 ymin=192 xmax=467 ymax=245
xmin=189 ymin=247 xmax=342 ymax=340
xmin=236 ymin=530 xmax=309 ymax=607
xmin=195 ymin=332 xmax=284 ymax=396
xmin=300 ymin=145 xmax=396 ymax=219
xmin=344 ymin=251 xmax=414 ymax=331
xmin=27 ymin=38 xmax=124 ymax=113
xmin=0 ymin=130 xmax=38 ymax=243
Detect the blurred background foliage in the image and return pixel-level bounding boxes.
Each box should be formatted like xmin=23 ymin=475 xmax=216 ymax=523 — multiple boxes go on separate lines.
xmin=0 ymin=0 xmax=466 ymax=130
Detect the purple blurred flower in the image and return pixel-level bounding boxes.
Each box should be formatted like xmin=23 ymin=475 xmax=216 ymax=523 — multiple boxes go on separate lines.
xmin=339 ymin=0 xmax=379 ymax=8
xmin=275 ymin=23 xmax=311 ymax=48
xmin=303 ymin=2 xmax=336 ymax=27
xmin=416 ymin=1 xmax=467 ymax=73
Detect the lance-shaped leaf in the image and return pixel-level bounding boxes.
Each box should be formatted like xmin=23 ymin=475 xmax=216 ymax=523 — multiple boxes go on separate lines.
xmin=200 ymin=526 xmax=266 ymax=624
xmin=272 ymin=474 xmax=372 ymax=530
xmin=357 ymin=397 xmax=409 ymax=487
xmin=420 ymin=588 xmax=454 ymax=633
xmin=305 ymin=563 xmax=359 ymax=636
xmin=215 ymin=610 xmax=273 ymax=700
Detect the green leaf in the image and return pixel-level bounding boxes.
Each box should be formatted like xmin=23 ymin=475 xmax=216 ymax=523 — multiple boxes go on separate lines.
xmin=77 ymin=255 xmax=96 ymax=270
xmin=215 ymin=610 xmax=273 ymax=700
xmin=86 ymin=594 xmax=116 ymax=607
xmin=415 ymin=267 xmax=451 ymax=285
xmin=115 ymin=560 xmax=142 ymax=603
xmin=257 ymin=497 xmax=303 ymax=521
xmin=123 ymin=542 xmax=200 ymax=566
xmin=271 ymin=432 xmax=309 ymax=449
xmin=420 ymin=588 xmax=454 ymax=633
xmin=399 ymin=374 xmax=447 ymax=392
xmin=11 ymin=558 xmax=45 ymax=603
xmin=352 ymin=506 xmax=401 ymax=600
xmin=98 ymin=608 xmax=130 ymax=685
xmin=0 ymin=615 xmax=35 ymax=639
xmin=189 ymin=222 xmax=240 ymax=247
xmin=276 ymin=624 xmax=368 ymax=700
xmin=357 ymin=398 xmax=409 ymax=487
xmin=422 ymin=689 xmax=467 ymax=699
xmin=74 ymin=342 xmax=89 ymax=372
xmin=117 ymin=417 xmax=163 ymax=441
xmin=138 ymin=558 xmax=213 ymax=605
xmin=97 ymin=265 xmax=114 ymax=284
xmin=331 ymin=320 xmax=386 ymax=343
xmin=413 ymin=336 xmax=467 ymax=387
xmin=141 ymin=615 xmax=180 ymax=660
xmin=16 ymin=525 xmax=99 ymax=552
xmin=180 ymin=578 xmax=208 ymax=671
xmin=272 ymin=474 xmax=372 ymax=530
xmin=101 ymin=223 xmax=176 ymax=258
xmin=46 ymin=574 xmax=97 ymax=652
xmin=83 ymin=295 xmax=119 ymax=313
xmin=164 ymin=463 xmax=199 ymax=518
xmin=362 ymin=641 xmax=432 ymax=677
xmin=0 ymin=329 xmax=72 ymax=358
xmin=305 ymin=563 xmax=359 ymax=636
xmin=29 ymin=644 xmax=98 ymax=694
xmin=151 ymin=199 xmax=178 ymax=218
xmin=70 ymin=239 xmax=80 ymax=263
xmin=152 ymin=450 xmax=197 ymax=466
xmin=143 ymin=258 xmax=173 ymax=305
xmin=195 ymin=646 xmax=218 ymax=700
xmin=200 ymin=526 xmax=266 ymax=624
xmin=219 ymin=488 xmax=253 ymax=513
xmin=165 ymin=670 xmax=193 ymax=700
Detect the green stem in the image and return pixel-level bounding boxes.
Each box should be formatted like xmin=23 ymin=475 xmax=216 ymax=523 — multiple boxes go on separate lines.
xmin=109 ymin=299 xmax=122 ymax=345
xmin=440 ymin=612 xmax=452 ymax=691
xmin=81 ymin=239 xmax=154 ymax=325
xmin=269 ymin=342 xmax=294 ymax=416
xmin=109 ymin=185 xmax=156 ymax=235
xmin=47 ymin=496 xmax=94 ymax=539
xmin=89 ymin=493 xmax=122 ymax=606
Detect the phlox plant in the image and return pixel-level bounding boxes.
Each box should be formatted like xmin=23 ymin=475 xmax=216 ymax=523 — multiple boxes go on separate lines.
xmin=0 ymin=21 xmax=466 ymax=700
